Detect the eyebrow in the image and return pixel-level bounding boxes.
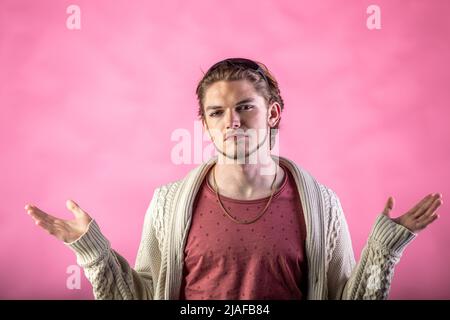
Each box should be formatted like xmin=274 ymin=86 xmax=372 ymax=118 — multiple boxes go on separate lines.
xmin=205 ymin=98 xmax=256 ymax=111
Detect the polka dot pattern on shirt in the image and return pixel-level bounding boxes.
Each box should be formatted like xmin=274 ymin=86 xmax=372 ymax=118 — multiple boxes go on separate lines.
xmin=179 ymin=162 xmax=308 ymax=300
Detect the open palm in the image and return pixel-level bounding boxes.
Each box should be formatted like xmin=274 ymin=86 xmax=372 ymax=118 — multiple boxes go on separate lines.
xmin=25 ymin=199 xmax=92 ymax=243
xmin=382 ymin=193 xmax=443 ymax=233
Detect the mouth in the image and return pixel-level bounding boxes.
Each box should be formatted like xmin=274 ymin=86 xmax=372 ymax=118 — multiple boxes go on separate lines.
xmin=225 ymin=134 xmax=248 ymax=141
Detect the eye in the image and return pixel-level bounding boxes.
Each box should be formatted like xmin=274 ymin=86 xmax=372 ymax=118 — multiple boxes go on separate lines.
xmin=209 ymin=111 xmax=223 ymax=117
xmin=237 ymin=105 xmax=254 ymax=111
xmin=208 ymin=105 xmax=254 ymax=117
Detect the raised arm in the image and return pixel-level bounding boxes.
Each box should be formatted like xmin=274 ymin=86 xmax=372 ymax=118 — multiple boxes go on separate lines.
xmin=25 ymin=189 xmax=161 ymax=299
xmin=325 ymin=191 xmax=442 ymax=299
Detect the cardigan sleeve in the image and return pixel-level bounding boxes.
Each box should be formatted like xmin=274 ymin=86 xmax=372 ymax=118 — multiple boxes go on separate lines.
xmin=63 ymin=188 xmax=161 ymax=300
xmin=325 ymin=189 xmax=417 ymax=299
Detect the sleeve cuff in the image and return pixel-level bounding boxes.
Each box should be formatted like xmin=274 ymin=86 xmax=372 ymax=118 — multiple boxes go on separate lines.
xmin=64 ymin=219 xmax=111 ymax=267
xmin=368 ymin=214 xmax=417 ymax=256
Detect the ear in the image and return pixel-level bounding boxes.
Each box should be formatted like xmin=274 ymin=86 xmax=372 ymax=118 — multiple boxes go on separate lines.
xmin=267 ymin=102 xmax=281 ymax=127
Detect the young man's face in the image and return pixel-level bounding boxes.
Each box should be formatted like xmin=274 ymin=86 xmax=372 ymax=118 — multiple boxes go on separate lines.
xmin=202 ymin=80 xmax=279 ymax=162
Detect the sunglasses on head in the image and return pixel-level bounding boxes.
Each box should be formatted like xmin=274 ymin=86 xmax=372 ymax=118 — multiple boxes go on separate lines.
xmin=208 ymin=58 xmax=269 ymax=85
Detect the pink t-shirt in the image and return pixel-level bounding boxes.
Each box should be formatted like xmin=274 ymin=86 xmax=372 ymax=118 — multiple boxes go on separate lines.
xmin=180 ymin=163 xmax=308 ymax=300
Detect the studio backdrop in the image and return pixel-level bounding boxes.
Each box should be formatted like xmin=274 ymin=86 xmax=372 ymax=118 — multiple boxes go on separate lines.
xmin=0 ymin=0 xmax=449 ymax=299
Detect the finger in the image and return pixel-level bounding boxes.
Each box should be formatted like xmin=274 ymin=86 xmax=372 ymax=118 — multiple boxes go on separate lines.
xmin=27 ymin=209 xmax=51 ymax=225
xmin=382 ymin=196 xmax=394 ymax=217
xmin=414 ymin=193 xmax=442 ymax=219
xmin=415 ymin=212 xmax=440 ymax=230
xmin=29 ymin=212 xmax=49 ymax=227
xmin=411 ymin=194 xmax=440 ymax=219
xmin=41 ymin=219 xmax=70 ymax=240
xmin=66 ymin=199 xmax=88 ymax=219
xmin=35 ymin=219 xmax=56 ymax=235
xmin=406 ymin=194 xmax=433 ymax=216
xmin=416 ymin=198 xmax=442 ymax=223
xmin=26 ymin=206 xmax=57 ymax=224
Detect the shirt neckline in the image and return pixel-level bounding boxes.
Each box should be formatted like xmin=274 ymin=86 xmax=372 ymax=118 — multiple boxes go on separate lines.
xmin=204 ymin=162 xmax=289 ymax=203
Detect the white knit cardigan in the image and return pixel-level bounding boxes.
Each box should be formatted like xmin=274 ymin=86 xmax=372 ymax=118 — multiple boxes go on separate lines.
xmin=65 ymin=155 xmax=416 ymax=299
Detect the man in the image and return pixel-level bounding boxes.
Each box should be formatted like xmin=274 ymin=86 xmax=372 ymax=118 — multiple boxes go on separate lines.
xmin=25 ymin=58 xmax=443 ymax=300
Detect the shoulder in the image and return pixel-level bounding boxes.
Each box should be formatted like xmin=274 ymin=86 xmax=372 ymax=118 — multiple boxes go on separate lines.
xmin=142 ymin=179 xmax=184 ymax=246
xmin=318 ymin=183 xmax=348 ymax=266
xmin=153 ymin=179 xmax=184 ymax=199
xmin=150 ymin=158 xmax=211 ymax=207
xmin=145 ymin=179 xmax=183 ymax=220
xmin=319 ymin=183 xmax=343 ymax=214
xmin=277 ymin=155 xmax=343 ymax=214
xmin=318 ymin=183 xmax=347 ymax=238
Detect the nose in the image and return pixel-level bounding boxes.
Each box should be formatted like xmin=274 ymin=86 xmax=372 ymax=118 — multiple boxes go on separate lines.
xmin=225 ymin=109 xmax=241 ymax=129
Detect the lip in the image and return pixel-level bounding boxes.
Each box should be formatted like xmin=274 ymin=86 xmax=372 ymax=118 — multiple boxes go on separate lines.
xmin=225 ymin=134 xmax=248 ymax=141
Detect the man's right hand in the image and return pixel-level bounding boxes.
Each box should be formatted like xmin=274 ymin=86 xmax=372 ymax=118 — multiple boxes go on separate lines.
xmin=25 ymin=200 xmax=93 ymax=243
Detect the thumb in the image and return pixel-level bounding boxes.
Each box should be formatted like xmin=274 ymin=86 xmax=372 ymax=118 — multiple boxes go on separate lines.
xmin=66 ymin=199 xmax=88 ymax=219
xmin=382 ymin=196 xmax=395 ymax=217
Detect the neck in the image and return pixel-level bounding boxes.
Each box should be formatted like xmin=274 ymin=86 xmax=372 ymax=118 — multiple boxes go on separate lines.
xmin=210 ymin=152 xmax=284 ymax=200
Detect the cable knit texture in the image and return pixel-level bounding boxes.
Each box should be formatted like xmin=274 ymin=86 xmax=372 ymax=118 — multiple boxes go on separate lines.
xmin=64 ymin=155 xmax=416 ymax=299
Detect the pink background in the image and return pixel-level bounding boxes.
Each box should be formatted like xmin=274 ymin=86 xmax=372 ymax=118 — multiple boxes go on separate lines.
xmin=1 ymin=0 xmax=449 ymax=299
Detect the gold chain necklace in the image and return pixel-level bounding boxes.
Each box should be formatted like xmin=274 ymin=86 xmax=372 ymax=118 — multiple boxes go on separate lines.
xmin=211 ymin=164 xmax=278 ymax=225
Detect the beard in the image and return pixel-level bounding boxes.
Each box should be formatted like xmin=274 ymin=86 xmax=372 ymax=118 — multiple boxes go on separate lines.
xmin=216 ymin=127 xmax=269 ymax=164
